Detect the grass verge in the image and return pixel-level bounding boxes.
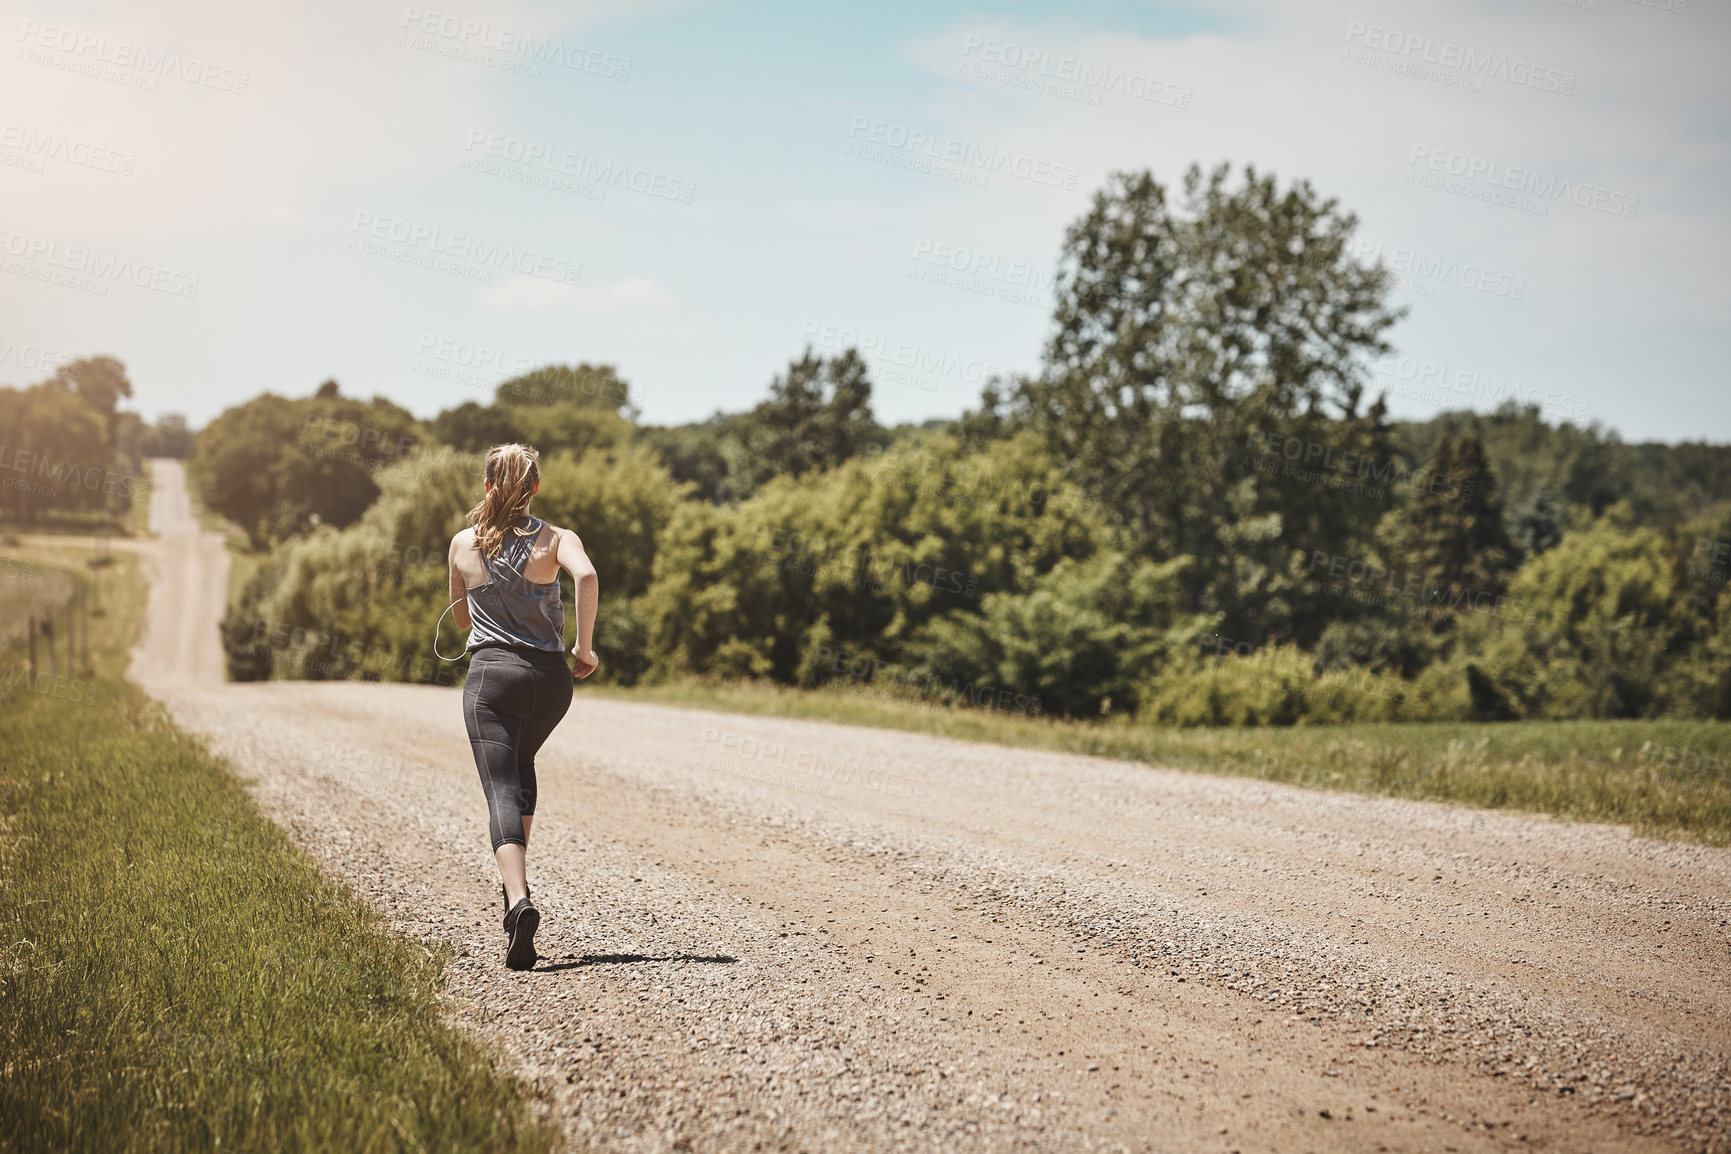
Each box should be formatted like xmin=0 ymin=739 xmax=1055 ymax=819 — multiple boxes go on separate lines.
xmin=586 ymin=679 xmax=1731 ymax=846
xmin=0 ymin=550 xmax=560 ymax=1153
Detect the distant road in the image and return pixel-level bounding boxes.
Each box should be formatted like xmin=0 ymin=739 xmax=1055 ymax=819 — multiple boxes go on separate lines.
xmin=130 ymin=458 xmax=228 ymax=688
xmin=133 ymin=458 xmax=1728 ymax=1153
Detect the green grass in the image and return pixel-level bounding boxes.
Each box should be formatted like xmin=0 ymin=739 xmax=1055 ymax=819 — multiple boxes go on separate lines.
xmin=0 ymin=551 xmax=561 ymax=1153
xmin=587 ymin=679 xmax=1731 ymax=846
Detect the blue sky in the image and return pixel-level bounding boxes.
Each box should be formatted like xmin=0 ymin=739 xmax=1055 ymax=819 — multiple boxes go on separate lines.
xmin=2 ymin=0 xmax=1726 ymax=441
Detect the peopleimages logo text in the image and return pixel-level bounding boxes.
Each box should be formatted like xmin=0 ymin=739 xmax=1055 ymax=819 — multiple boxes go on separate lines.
xmin=801 ymin=321 xmax=1008 ymax=388
xmin=0 ymin=227 xmax=199 ymax=298
xmin=348 ymin=212 xmax=582 ymax=284
xmin=16 ymin=20 xmax=250 ymax=92
xmin=0 ymin=338 xmax=72 ymax=372
xmin=0 ymin=124 xmax=135 ymax=175
xmin=1406 ymin=144 xmax=1639 ymax=219
xmin=910 ymin=239 xmax=1053 ymax=293
xmin=1344 ymin=21 xmax=1575 ymax=94
xmin=846 ymin=116 xmax=1079 ymax=190
xmin=464 ymin=131 xmax=695 ymax=204
xmin=1349 ymin=239 xmax=1526 ymax=300
xmin=398 ymin=7 xmax=630 ymax=79
xmin=960 ymin=34 xmax=1193 ymax=108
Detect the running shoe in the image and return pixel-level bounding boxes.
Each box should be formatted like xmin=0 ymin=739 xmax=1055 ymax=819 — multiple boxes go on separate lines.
xmin=504 ymin=896 xmax=540 ymax=971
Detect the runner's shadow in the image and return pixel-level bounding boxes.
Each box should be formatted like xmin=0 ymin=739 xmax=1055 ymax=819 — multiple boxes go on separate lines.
xmin=535 ymin=953 xmax=738 ymax=973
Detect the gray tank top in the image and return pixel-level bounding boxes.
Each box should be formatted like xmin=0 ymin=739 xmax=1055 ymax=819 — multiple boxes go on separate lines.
xmin=465 ymin=516 xmax=565 ymax=653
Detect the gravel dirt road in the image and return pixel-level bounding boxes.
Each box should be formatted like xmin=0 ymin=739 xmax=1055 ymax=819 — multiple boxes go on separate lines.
xmin=133 ymin=460 xmax=1729 ymax=1154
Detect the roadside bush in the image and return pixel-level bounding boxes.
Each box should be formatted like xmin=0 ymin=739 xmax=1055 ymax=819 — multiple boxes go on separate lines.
xmin=908 ymin=550 xmax=1198 ymax=719
xmin=1140 ymin=644 xmax=1412 ymax=727
xmin=634 ymin=431 xmax=1110 ymax=684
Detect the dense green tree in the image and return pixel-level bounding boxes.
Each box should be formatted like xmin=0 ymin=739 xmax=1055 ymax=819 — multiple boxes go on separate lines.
xmin=222 ymin=451 xmax=478 ymax=682
xmin=1386 ymin=434 xmax=1517 ymax=625
xmin=1659 ymin=594 xmax=1731 ymax=719
xmin=952 ymin=379 xmax=1019 ymax=452
xmin=1012 ymin=164 xmax=1402 ymax=643
xmin=636 ymin=431 xmax=1106 ymax=684
xmin=509 ymin=402 xmax=631 ymax=461
xmin=0 ymin=383 xmax=110 ymax=522
xmin=1651 ymin=507 xmax=1731 ymax=717
xmin=1624 ymin=441 xmax=1731 ymax=526
xmin=908 ymin=550 xmax=1198 ymax=718
xmin=1310 ymin=616 xmax=1429 ymax=680
xmin=191 ymin=387 xmax=424 ymax=548
xmin=51 ymin=355 xmax=132 ymax=444
xmin=637 ymin=417 xmax=734 ymax=505
xmin=1386 ymin=404 xmax=1731 ymax=537
xmin=497 ymin=363 xmax=636 ymax=417
xmin=1513 ymin=488 xmax=1565 ymax=556
xmin=428 ymin=400 xmax=525 ymax=454
xmin=142 ymin=414 xmax=195 ymax=459
xmin=0 ymin=356 xmax=150 ymax=527
xmin=1481 ymin=513 xmax=1674 ymax=718
xmin=427 ymin=366 xmax=635 ymax=459
xmin=729 ymin=348 xmax=876 ymax=498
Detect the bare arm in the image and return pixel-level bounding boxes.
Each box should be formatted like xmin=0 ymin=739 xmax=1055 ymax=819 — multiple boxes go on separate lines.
xmin=555 ymin=528 xmax=600 ymax=677
xmin=447 ymin=535 xmax=472 ymax=632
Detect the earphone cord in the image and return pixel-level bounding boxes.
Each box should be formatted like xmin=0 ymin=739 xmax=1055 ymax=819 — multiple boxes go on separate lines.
xmin=433 ymin=596 xmax=467 ymax=662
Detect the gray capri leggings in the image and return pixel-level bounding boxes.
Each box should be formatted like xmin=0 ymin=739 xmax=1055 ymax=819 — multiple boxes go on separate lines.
xmin=463 ymin=645 xmax=573 ymax=851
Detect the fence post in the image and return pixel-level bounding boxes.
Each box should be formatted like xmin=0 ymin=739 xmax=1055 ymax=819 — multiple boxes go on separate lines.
xmin=28 ymin=615 xmax=37 ymax=683
xmin=44 ymin=613 xmax=56 ymax=681
xmin=81 ymin=583 xmax=90 ymax=670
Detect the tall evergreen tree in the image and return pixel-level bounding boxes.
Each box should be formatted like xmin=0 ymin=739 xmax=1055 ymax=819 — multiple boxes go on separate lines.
xmin=1393 ymin=434 xmax=1516 ymax=622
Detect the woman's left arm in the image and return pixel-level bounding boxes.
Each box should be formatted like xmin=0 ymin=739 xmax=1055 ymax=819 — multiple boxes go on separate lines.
xmin=555 ymin=528 xmax=599 ymax=677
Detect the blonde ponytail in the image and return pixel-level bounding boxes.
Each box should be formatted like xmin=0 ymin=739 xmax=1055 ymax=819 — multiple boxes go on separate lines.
xmin=467 ymin=443 xmax=541 ymax=558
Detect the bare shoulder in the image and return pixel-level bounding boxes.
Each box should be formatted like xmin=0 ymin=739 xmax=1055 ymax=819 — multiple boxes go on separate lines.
xmin=527 ymin=520 xmax=561 ymax=551
xmin=449 ymin=527 xmax=475 ymax=554
xmin=541 ymin=522 xmax=583 ymax=548
xmin=546 ymin=524 xmax=594 ymax=569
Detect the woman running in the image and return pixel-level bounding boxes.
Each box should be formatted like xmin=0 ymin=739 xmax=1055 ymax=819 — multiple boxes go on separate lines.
xmin=446 ymin=443 xmax=600 ymax=970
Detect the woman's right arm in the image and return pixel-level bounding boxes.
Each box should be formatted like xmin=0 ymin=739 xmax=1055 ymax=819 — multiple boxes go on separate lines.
xmin=447 ymin=535 xmax=472 ymax=632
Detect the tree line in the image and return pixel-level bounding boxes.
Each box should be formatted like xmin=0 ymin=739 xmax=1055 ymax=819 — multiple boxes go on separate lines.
xmin=0 ymin=356 xmax=188 ymax=530
xmin=193 ymin=163 xmax=1731 ymax=723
